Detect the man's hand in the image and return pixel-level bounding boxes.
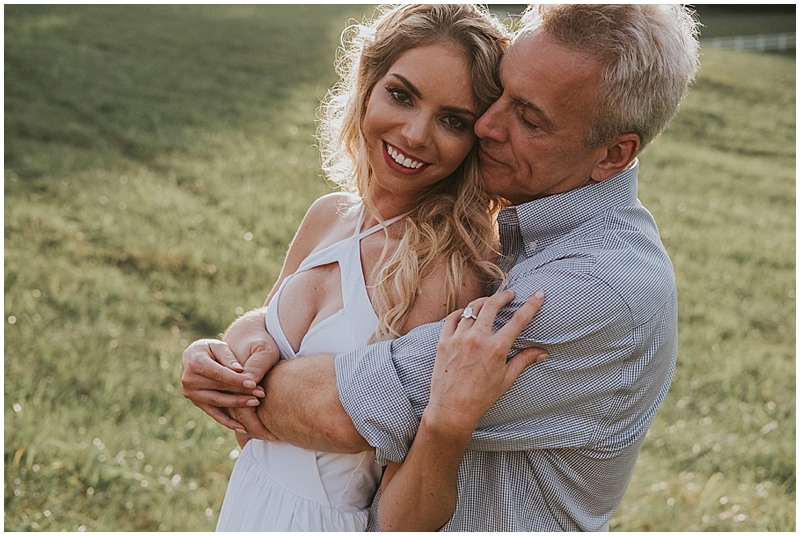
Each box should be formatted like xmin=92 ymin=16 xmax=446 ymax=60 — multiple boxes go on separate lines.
xmin=222 ymin=308 xmax=280 ymax=385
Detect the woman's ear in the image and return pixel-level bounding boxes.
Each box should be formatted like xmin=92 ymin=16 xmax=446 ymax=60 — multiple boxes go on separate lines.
xmin=590 ymin=133 xmax=641 ymax=182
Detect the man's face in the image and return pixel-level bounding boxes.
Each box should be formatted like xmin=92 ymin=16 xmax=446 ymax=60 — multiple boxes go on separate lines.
xmin=474 ymin=32 xmax=609 ymax=205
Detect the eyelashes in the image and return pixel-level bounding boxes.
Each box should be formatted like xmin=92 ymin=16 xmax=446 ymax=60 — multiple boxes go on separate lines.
xmin=384 ymin=85 xmax=471 ymax=132
xmin=387 ymin=85 xmax=412 ymax=105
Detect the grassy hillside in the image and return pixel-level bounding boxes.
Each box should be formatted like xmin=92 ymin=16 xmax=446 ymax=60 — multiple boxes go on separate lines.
xmin=4 ymin=5 xmax=795 ymax=531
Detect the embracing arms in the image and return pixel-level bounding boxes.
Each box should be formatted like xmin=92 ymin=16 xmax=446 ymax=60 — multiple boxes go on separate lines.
xmin=376 ymin=290 xmax=547 ymax=531
xmin=182 ymin=289 xmax=547 ymax=531
xmin=184 ymin=246 xmax=677 ymax=531
xmin=180 ymin=307 xmax=368 ymax=451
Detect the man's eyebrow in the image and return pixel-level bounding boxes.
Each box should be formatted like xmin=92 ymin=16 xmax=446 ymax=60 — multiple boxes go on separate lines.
xmin=389 ymin=73 xmax=477 ymax=118
xmin=498 ymin=53 xmax=556 ymax=129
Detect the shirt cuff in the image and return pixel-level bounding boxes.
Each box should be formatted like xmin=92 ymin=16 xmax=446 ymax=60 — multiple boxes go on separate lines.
xmin=335 ymin=341 xmax=420 ymax=465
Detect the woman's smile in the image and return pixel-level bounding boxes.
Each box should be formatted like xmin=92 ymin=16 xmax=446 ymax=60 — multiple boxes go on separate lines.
xmin=383 ymin=141 xmax=428 ymax=173
xmin=363 ymin=42 xmax=477 ymax=203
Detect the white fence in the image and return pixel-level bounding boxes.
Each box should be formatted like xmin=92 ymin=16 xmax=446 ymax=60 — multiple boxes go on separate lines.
xmin=700 ymin=33 xmax=796 ymax=52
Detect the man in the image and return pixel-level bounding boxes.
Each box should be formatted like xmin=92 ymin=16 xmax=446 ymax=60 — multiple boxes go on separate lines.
xmin=183 ymin=5 xmax=700 ymax=531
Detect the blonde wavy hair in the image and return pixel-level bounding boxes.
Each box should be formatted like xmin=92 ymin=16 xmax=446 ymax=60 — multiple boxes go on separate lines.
xmin=317 ymin=4 xmax=510 ymax=341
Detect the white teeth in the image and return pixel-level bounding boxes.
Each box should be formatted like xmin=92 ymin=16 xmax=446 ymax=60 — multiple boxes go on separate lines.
xmin=387 ymin=144 xmax=424 ymax=169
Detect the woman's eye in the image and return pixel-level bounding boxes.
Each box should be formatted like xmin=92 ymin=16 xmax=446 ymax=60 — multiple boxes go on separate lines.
xmin=443 ymin=116 xmax=467 ymax=130
xmin=388 ymin=87 xmax=412 ymax=105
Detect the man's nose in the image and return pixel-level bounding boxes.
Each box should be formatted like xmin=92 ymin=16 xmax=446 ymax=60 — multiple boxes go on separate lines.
xmin=475 ymin=100 xmax=507 ymax=143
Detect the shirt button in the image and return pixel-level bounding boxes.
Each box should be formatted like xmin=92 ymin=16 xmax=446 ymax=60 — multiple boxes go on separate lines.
xmin=528 ymin=240 xmax=538 ymax=251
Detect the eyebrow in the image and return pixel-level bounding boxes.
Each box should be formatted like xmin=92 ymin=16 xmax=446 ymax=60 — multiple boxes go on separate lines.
xmin=389 ymin=73 xmax=477 ymax=118
xmin=498 ymin=56 xmax=555 ymax=130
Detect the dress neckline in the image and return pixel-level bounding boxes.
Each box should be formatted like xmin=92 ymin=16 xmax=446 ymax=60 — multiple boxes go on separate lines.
xmin=353 ymin=206 xmax=409 ymax=240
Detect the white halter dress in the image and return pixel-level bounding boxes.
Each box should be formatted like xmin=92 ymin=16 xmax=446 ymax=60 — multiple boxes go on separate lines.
xmin=216 ymin=207 xmax=406 ymax=532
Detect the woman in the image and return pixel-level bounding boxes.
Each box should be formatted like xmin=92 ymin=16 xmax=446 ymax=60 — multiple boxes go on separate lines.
xmin=212 ymin=5 xmax=511 ymax=531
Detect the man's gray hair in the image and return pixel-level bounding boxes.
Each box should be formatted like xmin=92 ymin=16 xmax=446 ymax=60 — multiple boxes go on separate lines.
xmin=519 ymin=4 xmax=701 ymax=149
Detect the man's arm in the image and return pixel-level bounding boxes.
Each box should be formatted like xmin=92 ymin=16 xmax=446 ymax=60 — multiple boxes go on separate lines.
xmin=256 ymin=353 xmax=371 ymax=453
xmin=180 ymin=306 xmax=369 ymax=452
xmin=187 ymin=266 xmax=672 ymax=462
xmin=335 ymin=265 xmax=677 ymax=464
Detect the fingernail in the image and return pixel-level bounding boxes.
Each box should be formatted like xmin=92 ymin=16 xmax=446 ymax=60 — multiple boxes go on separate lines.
xmin=246 ymin=399 xmax=260 ymax=407
xmin=231 ymin=362 xmax=243 ymax=370
xmin=534 ymin=290 xmax=545 ymax=299
xmin=243 ymin=379 xmax=256 ymax=389
xmin=236 ymin=428 xmax=247 ymax=434
xmin=537 ymin=353 xmax=549 ymax=362
xmin=253 ymin=389 xmax=265 ymax=398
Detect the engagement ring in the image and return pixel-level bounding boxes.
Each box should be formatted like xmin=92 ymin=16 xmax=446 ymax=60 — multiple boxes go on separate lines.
xmin=461 ymin=306 xmax=478 ymax=321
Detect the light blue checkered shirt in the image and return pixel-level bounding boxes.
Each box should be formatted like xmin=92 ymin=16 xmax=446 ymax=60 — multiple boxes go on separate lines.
xmin=336 ymin=160 xmax=678 ymax=531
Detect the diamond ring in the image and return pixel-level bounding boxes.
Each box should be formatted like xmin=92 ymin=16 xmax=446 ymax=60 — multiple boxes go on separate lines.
xmin=461 ymin=306 xmax=478 ymax=321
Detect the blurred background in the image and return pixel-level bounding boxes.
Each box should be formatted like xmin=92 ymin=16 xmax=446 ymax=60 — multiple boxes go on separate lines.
xmin=4 ymin=4 xmax=795 ymax=531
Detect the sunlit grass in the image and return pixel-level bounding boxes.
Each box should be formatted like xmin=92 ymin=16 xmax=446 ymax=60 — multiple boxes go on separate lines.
xmin=4 ymin=5 xmax=795 ymax=531
xmin=612 ymin=46 xmax=795 ymax=531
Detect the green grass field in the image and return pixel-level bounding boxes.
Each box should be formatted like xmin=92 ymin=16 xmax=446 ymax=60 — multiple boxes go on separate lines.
xmin=4 ymin=5 xmax=795 ymax=531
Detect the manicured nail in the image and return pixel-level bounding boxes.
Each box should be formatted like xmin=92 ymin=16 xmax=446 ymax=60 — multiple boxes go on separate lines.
xmin=246 ymin=399 xmax=260 ymax=407
xmin=243 ymin=379 xmax=256 ymax=389
xmin=253 ymin=389 xmax=265 ymax=398
xmin=534 ymin=290 xmax=545 ymax=299
xmin=230 ymin=362 xmax=243 ymax=370
xmin=235 ymin=428 xmax=247 ymax=434
xmin=537 ymin=353 xmax=549 ymax=362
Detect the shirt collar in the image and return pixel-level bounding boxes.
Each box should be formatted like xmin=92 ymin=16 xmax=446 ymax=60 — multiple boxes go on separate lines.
xmin=497 ymin=159 xmax=640 ymax=257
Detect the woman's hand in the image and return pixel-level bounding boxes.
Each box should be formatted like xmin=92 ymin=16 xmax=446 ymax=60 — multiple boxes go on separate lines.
xmin=181 ymin=339 xmax=259 ymax=432
xmin=181 ymin=309 xmax=281 ymax=440
xmin=377 ymin=289 xmax=547 ymax=531
xmin=426 ymin=289 xmax=548 ymax=436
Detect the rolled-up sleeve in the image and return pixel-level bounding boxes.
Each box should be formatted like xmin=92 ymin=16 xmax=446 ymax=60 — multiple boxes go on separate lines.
xmin=335 ymin=322 xmax=441 ymax=464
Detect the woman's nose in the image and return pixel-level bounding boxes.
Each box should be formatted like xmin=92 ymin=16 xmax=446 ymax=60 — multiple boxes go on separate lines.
xmin=474 ymin=99 xmax=507 ymax=143
xmin=401 ymin=116 xmax=430 ymax=148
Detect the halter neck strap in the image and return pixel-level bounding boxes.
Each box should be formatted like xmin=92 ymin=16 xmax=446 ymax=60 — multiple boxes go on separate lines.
xmin=354 ymin=206 xmax=409 ymax=239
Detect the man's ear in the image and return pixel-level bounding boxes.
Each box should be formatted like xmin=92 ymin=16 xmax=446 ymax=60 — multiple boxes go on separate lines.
xmin=589 ymin=133 xmax=640 ymax=182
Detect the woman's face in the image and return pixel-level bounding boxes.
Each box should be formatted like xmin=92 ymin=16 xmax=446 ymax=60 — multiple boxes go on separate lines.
xmin=362 ymin=42 xmax=478 ymax=205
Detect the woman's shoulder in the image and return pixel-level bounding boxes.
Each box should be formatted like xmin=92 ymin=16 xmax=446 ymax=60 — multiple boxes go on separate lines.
xmin=302 ymin=192 xmax=360 ymax=236
xmin=305 ymin=192 xmax=359 ymax=223
xmin=293 ymin=192 xmax=360 ymax=254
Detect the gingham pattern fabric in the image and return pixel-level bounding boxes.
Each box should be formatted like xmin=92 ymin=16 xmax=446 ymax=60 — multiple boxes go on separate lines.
xmin=336 ymin=160 xmax=678 ymax=531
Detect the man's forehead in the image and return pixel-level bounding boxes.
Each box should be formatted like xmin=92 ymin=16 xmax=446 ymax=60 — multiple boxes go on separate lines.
xmin=498 ymin=35 xmax=536 ymax=91
xmin=501 ymin=33 xmax=601 ymax=99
